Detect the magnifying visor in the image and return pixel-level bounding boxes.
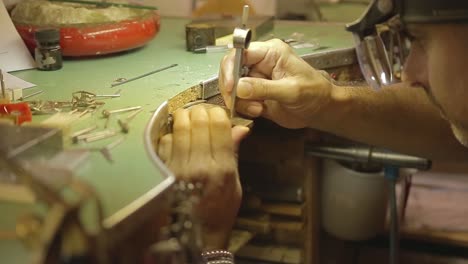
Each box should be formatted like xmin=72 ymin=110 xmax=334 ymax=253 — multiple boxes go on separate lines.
xmin=346 ymin=0 xmax=468 ymax=90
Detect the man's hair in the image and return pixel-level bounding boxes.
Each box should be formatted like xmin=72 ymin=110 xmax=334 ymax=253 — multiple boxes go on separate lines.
xmin=399 ymin=0 xmax=468 ymax=24
xmin=347 ymin=0 xmax=468 ymax=37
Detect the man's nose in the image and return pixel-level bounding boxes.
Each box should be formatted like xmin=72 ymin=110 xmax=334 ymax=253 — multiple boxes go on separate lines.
xmin=402 ymin=47 xmax=429 ymax=88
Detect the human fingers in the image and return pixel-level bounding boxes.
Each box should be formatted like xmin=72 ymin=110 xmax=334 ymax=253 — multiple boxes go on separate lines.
xmin=171 ymin=108 xmax=191 ymax=165
xmin=219 ymin=51 xmax=236 ymax=109
xmin=237 ymin=77 xmax=299 ymax=103
xmin=189 ymin=106 xmax=211 ymax=159
xmin=220 ymin=40 xmax=289 ymax=109
xmin=207 ymin=107 xmax=234 ymax=161
xmin=235 ymin=99 xmax=264 ymax=117
xmin=157 ymin=133 xmax=172 ymax=163
xmin=231 ymin=125 xmax=250 ymax=154
xmin=244 ymin=39 xmax=293 ymax=77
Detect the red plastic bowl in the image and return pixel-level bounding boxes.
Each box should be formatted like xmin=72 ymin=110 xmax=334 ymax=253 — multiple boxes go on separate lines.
xmin=15 ymin=12 xmax=160 ymax=57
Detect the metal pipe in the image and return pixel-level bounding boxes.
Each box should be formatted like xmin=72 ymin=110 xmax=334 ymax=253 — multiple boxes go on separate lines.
xmin=305 ymin=143 xmax=431 ymax=170
xmin=385 ymin=166 xmax=399 ymax=264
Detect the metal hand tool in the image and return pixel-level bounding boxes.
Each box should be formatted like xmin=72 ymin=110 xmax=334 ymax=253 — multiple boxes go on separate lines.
xmin=71 ymin=125 xmax=98 ymax=143
xmin=95 ymin=93 xmax=121 ymax=98
xmin=118 ymin=108 xmax=143 ymax=133
xmin=231 ymin=5 xmax=252 ymax=118
xmin=102 ymin=106 xmax=142 ymax=118
xmin=111 ymin=64 xmax=178 ymax=88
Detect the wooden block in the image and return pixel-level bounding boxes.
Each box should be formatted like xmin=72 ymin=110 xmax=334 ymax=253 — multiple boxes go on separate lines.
xmin=236 ymin=215 xmax=271 ymax=235
xmin=236 ymin=244 xmax=302 ymax=264
xmin=261 ymin=202 xmax=304 ymax=218
xmin=271 ymin=220 xmax=303 ymax=232
xmin=228 ymin=229 xmax=255 ymax=253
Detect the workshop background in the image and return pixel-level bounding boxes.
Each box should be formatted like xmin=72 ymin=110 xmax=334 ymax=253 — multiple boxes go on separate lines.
xmin=3 ymin=0 xmax=468 ymax=263
xmin=158 ymin=1 xmax=468 ymax=263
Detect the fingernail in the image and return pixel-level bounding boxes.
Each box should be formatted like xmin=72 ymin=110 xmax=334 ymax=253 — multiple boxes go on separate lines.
xmin=237 ymin=79 xmax=252 ymax=98
xmin=246 ymin=104 xmax=262 ymax=116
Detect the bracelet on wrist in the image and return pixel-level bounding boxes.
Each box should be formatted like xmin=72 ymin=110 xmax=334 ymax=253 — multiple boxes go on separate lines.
xmin=201 ymin=250 xmax=234 ymax=264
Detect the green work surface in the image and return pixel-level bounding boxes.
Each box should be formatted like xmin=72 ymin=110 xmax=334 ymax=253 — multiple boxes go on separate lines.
xmin=0 ymin=17 xmax=354 ymax=262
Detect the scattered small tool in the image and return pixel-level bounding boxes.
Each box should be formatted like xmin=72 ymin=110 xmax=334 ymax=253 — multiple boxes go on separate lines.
xmin=111 ymin=64 xmax=178 ymax=88
xmin=193 ymin=44 xmax=232 ymax=54
xmin=76 ymin=129 xmax=117 ymax=143
xmin=117 ymin=108 xmax=143 ymax=133
xmin=95 ymin=94 xmax=120 ymax=99
xmin=71 ymin=91 xmax=105 ymax=110
xmin=102 ymin=106 xmax=142 ymax=118
xmin=75 ymin=136 xmax=125 ymax=163
xmin=18 ymin=90 xmax=44 ymax=101
xmin=28 ymin=100 xmax=72 ymax=115
xmin=85 ymin=130 xmax=117 ymax=143
xmin=231 ymin=5 xmax=252 ymax=118
xmin=71 ymin=125 xmax=98 ymax=143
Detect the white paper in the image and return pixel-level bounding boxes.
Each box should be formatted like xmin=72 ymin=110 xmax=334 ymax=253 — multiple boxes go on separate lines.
xmin=0 ymin=1 xmax=36 ymax=72
xmin=3 ymin=72 xmax=36 ymax=90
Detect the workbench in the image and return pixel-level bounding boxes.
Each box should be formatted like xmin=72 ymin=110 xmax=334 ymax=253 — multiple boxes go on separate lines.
xmin=0 ymin=18 xmax=354 ymax=263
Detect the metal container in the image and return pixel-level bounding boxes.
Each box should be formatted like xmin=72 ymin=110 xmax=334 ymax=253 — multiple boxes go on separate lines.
xmin=321 ymin=159 xmax=388 ymax=241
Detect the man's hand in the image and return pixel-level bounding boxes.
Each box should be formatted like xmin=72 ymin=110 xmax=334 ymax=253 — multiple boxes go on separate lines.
xmin=157 ymin=105 xmax=249 ymax=250
xmin=219 ymin=39 xmax=336 ymax=129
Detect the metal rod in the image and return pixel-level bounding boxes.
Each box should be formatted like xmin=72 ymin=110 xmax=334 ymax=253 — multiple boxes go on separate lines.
xmin=389 ymin=178 xmax=399 ymax=264
xmin=102 ymin=106 xmax=142 ymax=118
xmin=111 ymin=64 xmax=178 ymax=88
xmin=95 ymin=94 xmax=121 ymax=98
xmin=385 ymin=166 xmax=400 ymax=264
xmin=305 ymin=143 xmax=431 ymax=170
xmin=84 ymin=130 xmax=117 ymax=143
xmin=19 ymin=90 xmax=44 ymax=101
xmin=76 ymin=130 xmax=114 ymax=142
xmin=118 ymin=108 xmax=143 ymax=133
xmin=231 ymin=49 xmax=243 ymax=119
xmin=0 ymin=69 xmax=5 ymax=99
xmin=242 ymin=5 xmax=250 ymax=28
xmin=71 ymin=125 xmax=98 ymax=143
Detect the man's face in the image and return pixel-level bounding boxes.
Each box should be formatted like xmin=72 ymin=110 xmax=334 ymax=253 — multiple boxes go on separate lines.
xmin=403 ymin=23 xmax=468 ymax=147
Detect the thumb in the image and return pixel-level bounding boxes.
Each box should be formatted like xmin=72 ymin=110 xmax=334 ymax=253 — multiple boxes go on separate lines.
xmin=237 ymin=77 xmax=296 ymax=103
xmin=231 ymin=125 xmax=250 ymax=154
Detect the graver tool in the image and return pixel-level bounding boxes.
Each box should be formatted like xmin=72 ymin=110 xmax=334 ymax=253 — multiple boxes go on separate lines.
xmin=231 ymin=5 xmax=252 ymax=118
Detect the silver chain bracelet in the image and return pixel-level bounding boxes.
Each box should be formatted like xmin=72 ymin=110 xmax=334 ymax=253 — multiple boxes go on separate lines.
xmin=202 ymin=250 xmax=235 ymax=264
